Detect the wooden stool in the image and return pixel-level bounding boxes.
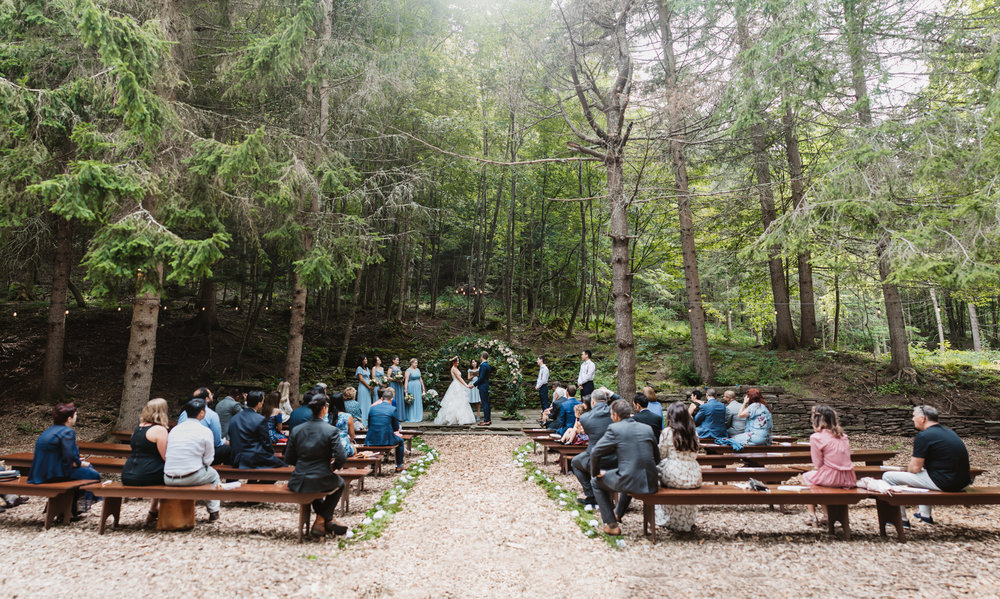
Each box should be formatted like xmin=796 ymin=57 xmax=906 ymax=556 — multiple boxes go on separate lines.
xmin=157 ymin=498 xmax=196 ymax=530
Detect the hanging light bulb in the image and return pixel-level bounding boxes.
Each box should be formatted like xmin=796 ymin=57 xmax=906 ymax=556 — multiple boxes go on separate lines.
xmin=12 ymin=312 xmax=16 ymax=317
xmin=65 ymin=309 xmax=69 ymax=315
xmin=117 ymin=306 xmax=122 ymax=312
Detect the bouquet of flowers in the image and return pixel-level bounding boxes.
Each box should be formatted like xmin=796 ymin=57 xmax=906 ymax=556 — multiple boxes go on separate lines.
xmin=425 ymin=389 xmax=439 ymax=400
xmin=404 ymin=393 xmax=415 ymax=405
xmin=390 ymin=370 xmax=405 ymax=383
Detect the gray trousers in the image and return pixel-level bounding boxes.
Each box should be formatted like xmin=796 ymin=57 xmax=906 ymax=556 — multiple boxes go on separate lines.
xmin=882 ymin=469 xmax=940 ymax=519
xmin=164 ymin=466 xmax=221 ymax=513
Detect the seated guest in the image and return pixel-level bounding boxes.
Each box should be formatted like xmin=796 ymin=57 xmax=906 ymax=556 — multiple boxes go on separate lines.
xmin=561 ymin=403 xmax=590 ymax=445
xmin=329 ymin=392 xmax=358 ymax=457
xmin=28 ymin=403 xmax=101 ymax=517
xmin=571 ymin=388 xmax=614 ymax=508
xmin=731 ymin=388 xmax=772 ymax=446
xmin=884 ymin=405 xmax=972 ymax=528
xmin=655 ymin=402 xmax=702 ymax=531
xmin=542 ymin=385 xmax=567 ymax=427
xmin=724 ymin=390 xmax=746 ymax=438
xmin=285 ymin=393 xmax=348 ymax=537
xmin=632 ymin=392 xmax=662 ymax=439
xmin=261 ymin=391 xmax=287 ymax=444
xmin=228 ymin=390 xmax=286 ymax=469
xmin=689 ymin=388 xmax=726 ymax=439
xmin=642 ymin=386 xmax=663 ymax=419
xmin=164 ymin=399 xmax=221 ymax=522
xmin=366 ymin=388 xmax=405 ymax=473
xmin=277 ymin=380 xmax=294 ymax=420
xmin=177 ymin=387 xmax=232 ymax=465
xmin=801 ymin=405 xmax=856 ymax=526
xmin=121 ymin=398 xmax=170 ymax=528
xmin=589 ymin=399 xmax=660 ymax=535
xmin=554 ymin=386 xmax=582 ymax=436
xmin=342 ymin=386 xmax=365 ymax=431
xmin=286 ymin=388 xmax=318 ymax=433
xmin=214 ymin=388 xmax=243 ymax=441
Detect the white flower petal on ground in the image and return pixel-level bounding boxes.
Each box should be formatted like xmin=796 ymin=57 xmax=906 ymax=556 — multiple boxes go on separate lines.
xmin=588 ymin=519 xmax=599 ymax=528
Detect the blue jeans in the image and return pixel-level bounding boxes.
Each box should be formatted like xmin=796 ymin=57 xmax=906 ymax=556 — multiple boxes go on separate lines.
xmin=69 ymin=466 xmax=102 ymax=505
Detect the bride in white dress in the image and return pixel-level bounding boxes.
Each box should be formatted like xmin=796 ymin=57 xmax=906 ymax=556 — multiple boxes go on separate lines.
xmin=434 ymin=356 xmax=477 ymax=425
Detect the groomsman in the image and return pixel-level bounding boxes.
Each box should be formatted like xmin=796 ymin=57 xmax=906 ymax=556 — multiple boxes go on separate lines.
xmin=535 ymin=356 xmax=550 ymax=412
xmin=577 ymin=350 xmax=595 ymax=397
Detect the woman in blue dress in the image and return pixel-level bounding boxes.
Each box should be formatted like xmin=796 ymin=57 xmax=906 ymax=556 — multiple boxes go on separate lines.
xmin=468 ymin=358 xmax=481 ymax=423
xmin=356 ymin=355 xmax=375 ymax=425
xmin=404 ymin=358 xmax=425 ymax=422
xmin=328 ymin=394 xmax=357 ymax=457
xmin=731 ymin=388 xmax=773 ymax=446
xmin=371 ymin=357 xmax=386 ymax=390
xmin=388 ymin=355 xmax=406 ymax=422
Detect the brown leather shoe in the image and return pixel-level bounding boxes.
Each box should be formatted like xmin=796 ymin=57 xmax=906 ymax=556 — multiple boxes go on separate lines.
xmin=311 ymin=515 xmax=327 ymax=538
xmin=603 ymin=524 xmax=622 ymax=535
xmin=325 ymin=518 xmax=348 ymax=536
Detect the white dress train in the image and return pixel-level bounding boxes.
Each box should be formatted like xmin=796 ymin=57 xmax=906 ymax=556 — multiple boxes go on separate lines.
xmin=434 ymin=373 xmax=477 ymax=425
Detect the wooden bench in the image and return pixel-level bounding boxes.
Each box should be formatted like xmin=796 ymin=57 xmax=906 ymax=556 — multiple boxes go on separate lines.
xmin=738 ymin=449 xmax=896 ymax=467
xmin=213 ymin=466 xmax=370 ymax=513
xmin=630 ymin=485 xmax=869 ymax=542
xmin=872 ymin=486 xmax=1000 ymax=542
xmin=83 ymin=482 xmax=329 ymax=542
xmin=700 ymin=435 xmax=798 ymax=444
xmin=77 ymin=442 xmax=134 ymax=459
xmin=1 ymin=453 xmax=370 ymax=515
xmin=0 ymin=477 xmax=98 ymax=529
xmin=701 ymin=442 xmax=813 ymax=454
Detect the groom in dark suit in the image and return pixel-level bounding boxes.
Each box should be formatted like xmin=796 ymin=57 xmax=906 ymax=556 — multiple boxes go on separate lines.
xmin=473 ymin=351 xmax=491 ymax=425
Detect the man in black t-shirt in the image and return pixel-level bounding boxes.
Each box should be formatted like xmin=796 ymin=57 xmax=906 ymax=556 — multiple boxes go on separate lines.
xmin=883 ymin=405 xmax=973 ymax=528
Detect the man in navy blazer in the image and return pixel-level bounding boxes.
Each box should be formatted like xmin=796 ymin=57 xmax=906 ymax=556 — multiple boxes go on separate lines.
xmin=472 ymin=351 xmax=492 ymax=425
xmin=690 ymin=388 xmax=727 ymax=439
xmin=367 ymin=388 xmax=405 ymax=472
xmin=228 ymin=390 xmax=286 ymax=469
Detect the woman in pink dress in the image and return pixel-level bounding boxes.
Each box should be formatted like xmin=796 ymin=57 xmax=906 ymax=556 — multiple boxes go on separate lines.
xmin=802 ymin=404 xmax=857 ymax=526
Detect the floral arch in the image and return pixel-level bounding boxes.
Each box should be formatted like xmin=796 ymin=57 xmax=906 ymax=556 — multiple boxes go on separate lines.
xmin=428 ymin=336 xmax=526 ymax=418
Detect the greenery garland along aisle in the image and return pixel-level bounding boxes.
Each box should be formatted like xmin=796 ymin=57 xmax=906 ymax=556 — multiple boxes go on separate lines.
xmin=514 ymin=443 xmax=625 ymax=549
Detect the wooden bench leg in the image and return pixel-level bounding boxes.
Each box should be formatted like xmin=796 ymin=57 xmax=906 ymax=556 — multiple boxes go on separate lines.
xmin=875 ymin=499 xmax=905 ymax=542
xmin=45 ymin=492 xmax=71 ymax=529
xmin=342 ymin=482 xmax=351 ymax=515
xmin=643 ymin=500 xmax=656 ymax=543
xmin=543 ymin=448 xmax=548 ymax=465
xmin=157 ymin=499 xmax=195 ymax=531
xmin=98 ymin=497 xmax=123 ymax=535
xmin=826 ymin=504 xmax=850 ymax=541
xmin=298 ymin=504 xmax=311 ymax=543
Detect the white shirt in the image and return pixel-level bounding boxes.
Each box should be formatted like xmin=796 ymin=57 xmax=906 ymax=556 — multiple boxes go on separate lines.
xmin=536 ymin=364 xmax=549 ymax=389
xmin=163 ymin=418 xmax=215 ymax=476
xmin=577 ymin=359 xmax=595 ymax=386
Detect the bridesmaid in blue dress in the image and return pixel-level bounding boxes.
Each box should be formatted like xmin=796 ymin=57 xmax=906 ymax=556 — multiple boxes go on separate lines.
xmin=356 ymin=356 xmax=374 ymax=425
xmin=388 ymin=356 xmax=406 ymax=422
xmin=371 ymin=357 xmax=386 ymax=391
xmin=404 ymin=358 xmax=425 ymax=422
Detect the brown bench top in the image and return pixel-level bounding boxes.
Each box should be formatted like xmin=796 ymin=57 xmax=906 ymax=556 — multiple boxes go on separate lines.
xmin=701 ymin=442 xmax=812 ymax=454
xmin=77 ymin=442 xmax=134 ymax=458
xmin=0 ymin=477 xmax=97 ymax=497
xmin=631 ymin=484 xmax=870 ymax=505
xmin=871 ymin=486 xmax=1000 ymax=506
xmin=739 ymin=449 xmax=897 ymax=466
xmin=83 ymin=481 xmax=326 ymax=503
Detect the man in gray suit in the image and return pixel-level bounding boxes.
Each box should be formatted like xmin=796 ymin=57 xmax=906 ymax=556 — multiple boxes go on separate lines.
xmin=590 ymin=399 xmax=660 ymax=535
xmin=571 ymin=388 xmax=615 ymax=508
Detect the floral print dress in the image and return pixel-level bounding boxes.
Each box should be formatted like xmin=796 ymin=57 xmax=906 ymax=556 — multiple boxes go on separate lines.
xmin=655 ymin=427 xmax=702 ymax=531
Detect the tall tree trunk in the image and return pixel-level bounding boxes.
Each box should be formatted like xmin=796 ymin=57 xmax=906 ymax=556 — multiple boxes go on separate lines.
xmin=396 ymin=224 xmax=409 ymax=322
xmin=117 ymin=265 xmax=162 ymax=429
xmin=968 ymin=302 xmax=982 ymax=352
xmin=845 ymin=0 xmax=913 ymax=379
xmin=930 ymin=288 xmax=946 ymax=354
xmin=877 ymin=236 xmax=915 ymax=380
xmin=737 ymin=14 xmax=796 ymax=350
xmin=783 ymin=103 xmax=817 ymax=347
xmin=833 ymin=273 xmax=841 ymax=349
xmin=284 ymin=270 xmax=308 ymax=401
xmin=658 ymin=0 xmax=712 ymax=382
xmin=40 ymin=217 xmax=73 ymax=403
xmin=336 ymin=268 xmax=364 ymax=370
xmin=565 ymin=169 xmax=586 ymax=339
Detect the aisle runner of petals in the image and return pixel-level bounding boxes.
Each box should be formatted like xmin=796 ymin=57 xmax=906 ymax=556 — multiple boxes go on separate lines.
xmin=340 ymin=438 xmax=440 ymax=548
xmin=513 ymin=443 xmax=624 ymax=549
